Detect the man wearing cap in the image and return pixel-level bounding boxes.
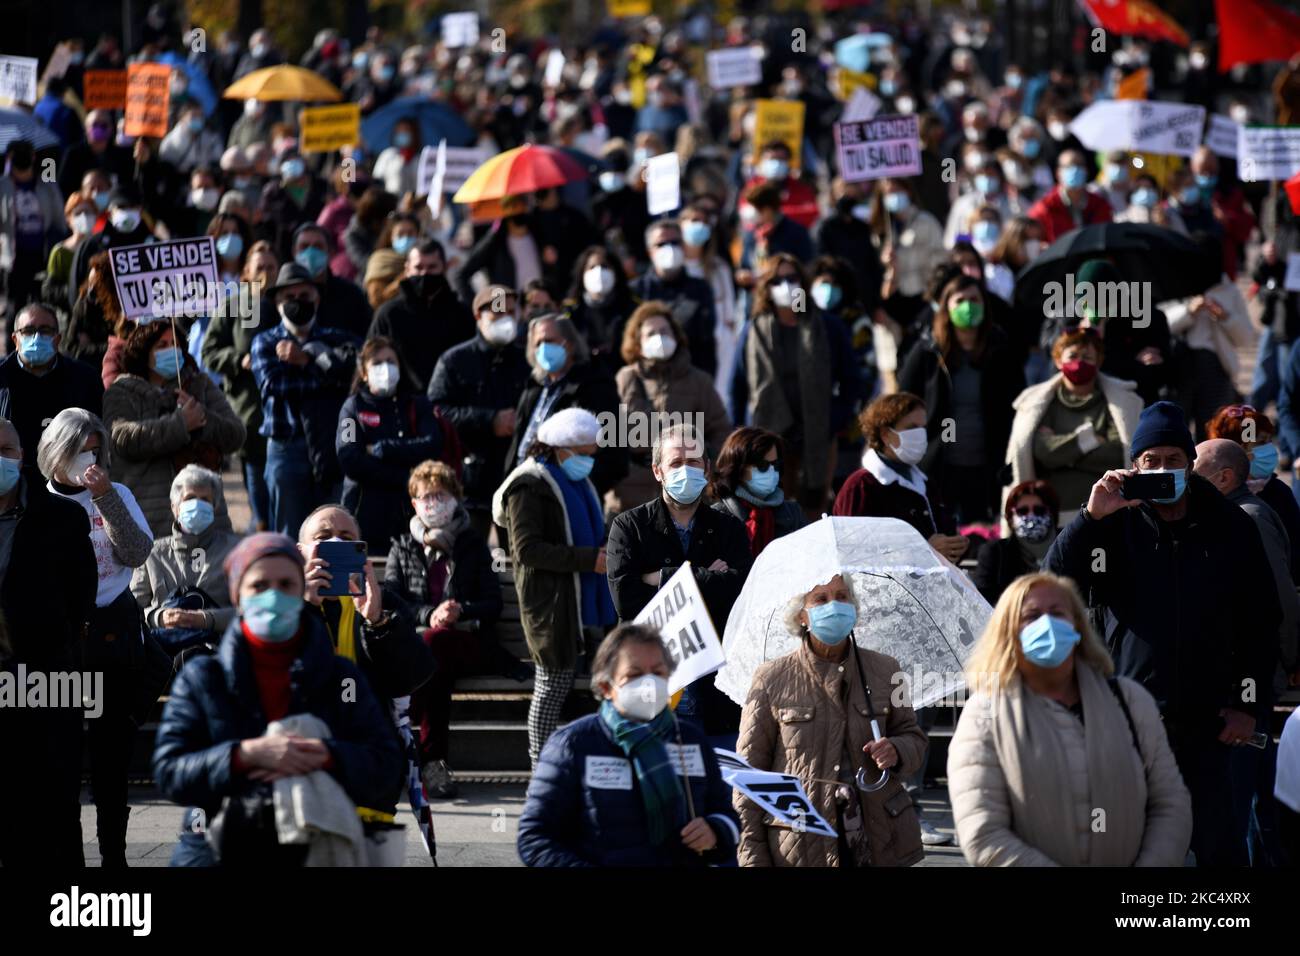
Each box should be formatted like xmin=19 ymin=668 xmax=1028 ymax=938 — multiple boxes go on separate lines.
xmin=1047 ymin=401 xmax=1281 ymax=866
xmin=427 ymin=284 xmax=531 ymax=533
xmin=368 ymin=239 xmax=475 ymax=392
xmin=152 ymin=532 xmax=404 ymax=867
xmin=250 ymin=264 xmax=360 ymax=536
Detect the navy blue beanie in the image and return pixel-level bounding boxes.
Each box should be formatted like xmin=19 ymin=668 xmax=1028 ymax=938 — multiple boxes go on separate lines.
xmin=1129 ymin=401 xmax=1196 ymax=462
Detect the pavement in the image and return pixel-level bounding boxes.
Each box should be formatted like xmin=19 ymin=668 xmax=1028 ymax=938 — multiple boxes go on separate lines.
xmin=84 ymin=782 xmax=965 ymax=867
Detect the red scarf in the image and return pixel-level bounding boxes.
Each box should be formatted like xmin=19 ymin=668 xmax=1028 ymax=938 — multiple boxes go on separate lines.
xmin=743 ymin=501 xmax=777 ymax=557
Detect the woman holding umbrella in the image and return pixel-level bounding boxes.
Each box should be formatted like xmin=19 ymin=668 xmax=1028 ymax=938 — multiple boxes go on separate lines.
xmin=734 ymin=573 xmax=927 ymax=866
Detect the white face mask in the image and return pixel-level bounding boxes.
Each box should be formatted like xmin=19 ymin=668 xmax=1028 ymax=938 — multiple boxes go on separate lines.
xmin=891 ymin=426 xmax=928 ymax=465
xmin=367 ymin=361 xmax=399 ymax=396
xmin=111 ymin=208 xmax=141 ymax=232
xmin=583 ymin=265 xmax=615 ymax=296
xmin=67 ymin=450 xmax=98 ymax=486
xmin=417 ymin=496 xmax=457 ymax=528
xmin=71 ymin=212 xmax=95 ymax=236
xmin=770 ymin=280 xmax=797 ymax=308
xmin=895 ymin=96 xmax=915 ymax=114
xmin=641 ymin=332 xmax=676 ymax=361
xmin=482 ymin=314 xmax=517 ymax=345
xmin=613 ymin=674 xmax=669 ymax=721
xmin=191 ymin=187 xmax=219 ymax=211
xmin=1048 ymin=121 xmax=1069 ymax=141
xmin=652 ymin=243 xmax=684 ymax=273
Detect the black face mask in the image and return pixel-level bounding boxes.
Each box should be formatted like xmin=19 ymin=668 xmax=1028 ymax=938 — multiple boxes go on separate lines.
xmin=409 ymin=273 xmax=446 ymax=299
xmin=280 ymin=297 xmax=317 ymax=326
xmin=835 ymin=195 xmax=858 ymax=217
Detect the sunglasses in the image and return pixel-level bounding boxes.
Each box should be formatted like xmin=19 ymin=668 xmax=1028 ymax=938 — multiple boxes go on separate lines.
xmin=1221 ymin=404 xmax=1258 ymax=419
xmin=1013 ymin=505 xmax=1049 ymax=518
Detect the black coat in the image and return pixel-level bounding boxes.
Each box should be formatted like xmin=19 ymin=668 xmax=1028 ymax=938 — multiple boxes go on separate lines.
xmin=629 ymin=271 xmax=718 ymax=377
xmin=970 ymin=536 xmax=1040 ymax=606
xmin=814 ymin=212 xmax=883 ymax=313
xmin=1046 ymin=475 xmax=1281 ymax=742
xmin=504 ymin=361 xmax=628 ymax=497
xmin=384 ymin=521 xmax=504 ymax=631
xmin=0 ymin=352 xmax=104 ymax=465
xmin=152 ymin=616 xmax=405 ymax=825
xmin=256 ymin=178 xmax=326 ymax=262
xmin=606 ymin=496 xmax=752 ymax=631
xmin=369 ymin=276 xmax=475 ymax=391
xmin=317 ymin=273 xmax=373 ymax=341
xmin=337 ymin=388 xmax=443 ymax=546
xmin=454 ymin=217 xmax=561 ymax=303
xmin=304 ymin=584 xmax=435 ymax=702
xmin=427 ymin=335 xmax=531 ymax=508
xmin=712 ymin=495 xmax=804 ymax=542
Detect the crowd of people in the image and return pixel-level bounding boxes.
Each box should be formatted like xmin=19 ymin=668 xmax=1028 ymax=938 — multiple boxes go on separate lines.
xmin=1 ymin=5 xmax=1298 ymax=869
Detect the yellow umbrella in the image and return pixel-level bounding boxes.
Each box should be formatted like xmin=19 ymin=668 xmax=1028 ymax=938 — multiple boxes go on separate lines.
xmin=222 ymin=65 xmax=343 ymax=102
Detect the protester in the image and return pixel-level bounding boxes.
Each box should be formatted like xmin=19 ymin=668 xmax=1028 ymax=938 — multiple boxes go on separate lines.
xmin=517 ymin=623 xmax=740 ymax=866
xmin=493 ymin=408 xmax=617 ymax=767
xmin=948 ymin=572 xmax=1192 ymax=866
xmin=1 ymin=141 xmax=68 ymax=336
xmin=563 ymin=245 xmax=639 ymax=373
xmin=972 ymin=479 xmax=1062 ymax=605
xmin=735 ymin=573 xmax=927 ymax=866
xmin=1027 ymin=148 xmax=1112 ymax=243
xmin=41 ymin=192 xmax=101 ymax=318
xmin=631 ymin=219 xmax=719 ymax=376
xmin=710 ymin=426 xmax=803 ymax=558
xmin=290 ymin=223 xmax=373 ymax=340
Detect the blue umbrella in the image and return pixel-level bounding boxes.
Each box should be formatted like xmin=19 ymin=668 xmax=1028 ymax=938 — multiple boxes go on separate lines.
xmin=360 ymin=96 xmax=474 ymax=152
xmin=156 ymin=50 xmax=218 ymax=117
xmin=0 ymin=108 xmax=59 ymax=152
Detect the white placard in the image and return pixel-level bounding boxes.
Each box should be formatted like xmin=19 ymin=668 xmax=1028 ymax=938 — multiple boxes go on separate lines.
xmin=426 ymin=140 xmax=448 ymax=218
xmin=706 ymin=46 xmax=763 ymax=89
xmin=1239 ymin=126 xmax=1300 ymax=182
xmin=543 ymin=49 xmax=566 ymax=88
xmin=664 ymin=743 xmax=706 ymax=777
xmin=645 ymin=151 xmax=681 ymax=216
xmin=418 ymin=144 xmax=491 ymax=195
xmin=441 ymin=12 xmax=479 ymax=49
xmin=1285 ymin=253 xmax=1300 ymax=292
xmin=726 ymin=769 xmax=838 ymax=838
xmin=633 ymin=562 xmax=725 ymax=696
xmin=835 ymin=113 xmax=921 ymax=183
xmin=584 ymin=756 xmax=633 ymax=790
xmin=1206 ymin=114 xmax=1239 ymax=159
xmin=0 ymin=55 xmax=39 ymax=105
xmin=1068 ymin=99 xmax=1204 ymax=157
xmin=841 ymin=87 xmax=881 ymax=123
xmin=108 ymin=237 xmax=219 ymax=321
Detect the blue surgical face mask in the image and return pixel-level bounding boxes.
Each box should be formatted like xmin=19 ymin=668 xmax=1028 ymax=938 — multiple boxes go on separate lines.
xmin=663 ymin=464 xmax=707 ymax=504
xmin=394 ymin=130 xmax=412 ymax=148
xmin=242 ymin=588 xmax=304 ymax=642
xmin=281 ymin=158 xmax=306 ymax=180
xmin=1195 ymin=173 xmax=1218 ymax=190
xmin=598 ymin=170 xmax=624 ymax=192
xmin=1250 ymin=443 xmax=1279 ymax=480
xmin=94 ymin=192 xmax=110 ymax=211
xmin=744 ymin=464 xmax=780 ymax=497
xmin=811 ymin=281 xmax=842 ymax=311
xmin=392 ymin=234 xmax=415 ymax=255
xmin=296 ymin=246 xmax=329 ymax=277
xmin=884 ymin=191 xmax=909 ymax=214
xmin=178 ymin=498 xmax=215 ymax=534
xmin=536 ymin=341 xmax=568 ymax=373
xmin=1021 ymin=139 xmax=1041 ymax=159
xmin=1019 ymin=613 xmax=1081 ymax=669
xmin=974 ymin=174 xmax=999 ymax=196
xmin=0 ymin=455 xmax=19 ymax=495
xmin=1131 ymin=187 xmax=1158 ymax=208
xmin=152 ymin=346 xmax=183 ymax=378
xmin=378 ymin=65 xmax=396 ymax=83
xmin=758 ymin=158 xmax=789 ymax=180
xmin=1179 ymin=185 xmax=1201 ymax=206
xmin=18 ymin=332 xmax=56 ymax=366
xmin=216 ymin=233 xmax=243 ymax=259
xmin=1062 ymin=165 xmax=1087 ymax=189
xmin=681 ymin=220 xmax=712 ymax=247
xmin=806 ymin=600 xmax=857 ymax=645
xmin=1142 ymin=467 xmax=1187 ymax=504
xmin=879 ymin=79 xmax=897 ymax=97
xmin=972 ymin=220 xmax=1000 ymax=244
xmin=559 ymin=452 xmax=595 ymax=482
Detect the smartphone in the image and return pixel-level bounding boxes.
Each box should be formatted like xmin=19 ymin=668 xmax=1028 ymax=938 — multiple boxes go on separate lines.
xmin=1244 ymin=732 xmax=1269 ymax=750
xmin=316 ymin=540 xmax=368 ymax=597
xmin=1120 ymin=472 xmax=1175 ymax=502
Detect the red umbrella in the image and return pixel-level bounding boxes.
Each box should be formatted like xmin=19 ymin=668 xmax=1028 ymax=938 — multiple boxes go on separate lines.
xmin=452 ymin=144 xmax=591 ymax=204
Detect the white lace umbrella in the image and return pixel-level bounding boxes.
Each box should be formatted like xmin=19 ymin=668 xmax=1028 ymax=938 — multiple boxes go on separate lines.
xmin=716 ymin=516 xmax=992 ymax=709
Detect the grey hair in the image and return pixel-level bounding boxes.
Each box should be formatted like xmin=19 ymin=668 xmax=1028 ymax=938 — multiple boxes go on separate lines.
xmin=590 ymin=623 xmax=677 ymax=700
xmin=170 ymin=464 xmax=222 ymax=509
xmin=525 ymin=313 xmax=590 ymax=373
xmin=36 ymin=408 xmax=111 ymax=481
xmin=644 ymin=218 xmax=681 ymax=248
xmin=15 ymin=302 xmax=57 ymax=329
xmin=651 ymin=421 xmax=704 ymax=469
xmin=783 ymin=574 xmax=862 ymax=638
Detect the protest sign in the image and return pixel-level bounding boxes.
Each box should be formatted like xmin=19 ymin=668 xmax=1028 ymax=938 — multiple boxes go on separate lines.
xmin=726 ymin=769 xmax=838 ymax=838
xmin=426 ymin=141 xmax=447 ymax=218
xmin=751 ymin=99 xmax=805 ymax=171
xmin=833 ymin=66 xmax=874 ymax=101
xmin=1069 ymin=99 xmax=1204 ymax=157
xmin=634 ymin=563 xmax=725 ymax=696
xmin=418 ymin=144 xmax=490 ymax=195
xmin=841 ymin=87 xmax=881 ymax=123
xmin=300 ymin=103 xmax=361 ymax=153
xmin=1206 ymin=114 xmax=1239 ymax=158
xmin=83 ymin=69 xmax=128 ymax=109
xmin=1285 ymin=253 xmax=1300 ymax=292
xmin=706 ymin=47 xmax=762 ymax=89
xmin=0 ymin=55 xmax=38 ymax=105
xmin=543 ymin=49 xmax=566 ymax=88
xmin=1116 ymin=68 xmax=1149 ymax=100
xmin=442 ymin=12 xmax=479 ymax=48
xmin=109 ymin=237 xmax=219 ymax=321
xmin=645 ymin=151 xmax=681 ymax=215
xmin=608 ymin=0 xmax=652 ymax=16
xmin=835 ymin=113 xmax=921 ymax=182
xmin=1239 ymin=126 xmax=1300 ymax=182
xmin=124 ymin=63 xmax=172 ymax=138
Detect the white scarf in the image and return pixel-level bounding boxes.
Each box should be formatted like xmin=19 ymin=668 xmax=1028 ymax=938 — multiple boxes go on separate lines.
xmin=861 ymin=446 xmax=929 ymax=499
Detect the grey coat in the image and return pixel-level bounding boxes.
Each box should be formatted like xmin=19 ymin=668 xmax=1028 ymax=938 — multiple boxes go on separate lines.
xmin=1227 ymin=483 xmax=1300 ymax=681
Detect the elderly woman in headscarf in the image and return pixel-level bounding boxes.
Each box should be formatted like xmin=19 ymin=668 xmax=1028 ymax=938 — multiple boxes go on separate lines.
xmin=947 ymin=572 xmax=1192 ymax=866
xmin=131 ymin=465 xmax=244 ymax=659
xmin=152 ymin=532 xmax=405 ymax=867
xmin=734 ymin=573 xmax=928 ymax=867
xmin=493 ymin=407 xmax=618 ymax=768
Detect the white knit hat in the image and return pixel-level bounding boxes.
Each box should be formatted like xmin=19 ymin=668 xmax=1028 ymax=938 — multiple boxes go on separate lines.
xmin=537 ymin=407 xmax=602 ymax=448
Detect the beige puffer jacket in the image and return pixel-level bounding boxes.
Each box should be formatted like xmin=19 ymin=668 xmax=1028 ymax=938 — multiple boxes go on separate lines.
xmin=735 ymin=640 xmax=927 ymax=867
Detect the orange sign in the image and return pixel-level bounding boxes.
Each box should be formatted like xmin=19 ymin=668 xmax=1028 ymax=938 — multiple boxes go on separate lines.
xmin=124 ymin=63 xmax=172 ymax=138
xmin=1116 ymin=68 xmax=1149 ymax=100
xmin=83 ymin=70 xmax=128 ymax=110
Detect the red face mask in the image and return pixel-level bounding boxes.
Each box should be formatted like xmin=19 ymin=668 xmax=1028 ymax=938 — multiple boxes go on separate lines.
xmin=1060 ymin=358 xmax=1098 ymax=386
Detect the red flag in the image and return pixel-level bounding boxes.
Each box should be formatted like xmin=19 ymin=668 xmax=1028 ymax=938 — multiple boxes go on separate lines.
xmin=1216 ymin=0 xmax=1300 ymax=72
xmin=1078 ymin=0 xmax=1189 ymax=48
xmin=1286 ymin=171 xmax=1300 ymax=216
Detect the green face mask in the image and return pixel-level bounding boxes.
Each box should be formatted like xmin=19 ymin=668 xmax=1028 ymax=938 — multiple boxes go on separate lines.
xmin=949 ymin=300 xmax=984 ymax=329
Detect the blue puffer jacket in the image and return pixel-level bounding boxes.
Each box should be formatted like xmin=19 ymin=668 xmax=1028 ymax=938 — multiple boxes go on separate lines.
xmin=517 ymin=712 xmax=740 ymax=867
xmin=152 ymin=615 xmax=405 ymax=828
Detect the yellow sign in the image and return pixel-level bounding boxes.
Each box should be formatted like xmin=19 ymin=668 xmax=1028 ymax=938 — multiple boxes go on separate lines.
xmin=301 ymin=103 xmax=361 ymax=154
xmin=834 ymin=67 xmax=876 ymax=101
xmin=752 ymin=99 xmax=805 ymax=171
xmin=609 ymin=0 xmax=652 ymax=16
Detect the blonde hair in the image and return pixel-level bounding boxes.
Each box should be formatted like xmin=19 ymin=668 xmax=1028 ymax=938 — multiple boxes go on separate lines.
xmin=964 ymin=572 xmax=1113 ymax=690
xmin=408 ymin=459 xmax=462 ymax=500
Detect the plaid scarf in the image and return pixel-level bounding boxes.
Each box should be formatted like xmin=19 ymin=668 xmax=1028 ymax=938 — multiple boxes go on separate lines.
xmin=599 ymin=700 xmax=686 ymax=846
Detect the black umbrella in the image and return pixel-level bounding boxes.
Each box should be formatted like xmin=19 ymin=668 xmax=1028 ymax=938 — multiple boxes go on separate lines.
xmin=1014 ymin=222 xmax=1216 ymax=314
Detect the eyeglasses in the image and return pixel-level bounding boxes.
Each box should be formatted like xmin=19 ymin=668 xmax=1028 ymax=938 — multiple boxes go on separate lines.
xmin=15 ymin=327 xmax=57 ymax=338
xmin=1013 ymin=505 xmax=1049 ymax=518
